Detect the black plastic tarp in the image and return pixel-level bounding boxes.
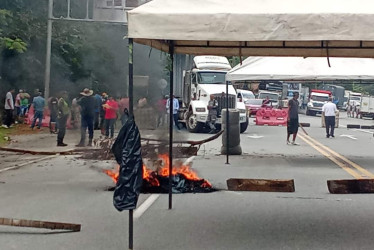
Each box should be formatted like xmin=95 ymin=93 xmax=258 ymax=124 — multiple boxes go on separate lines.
xmin=111 ymin=114 xmax=143 ymax=211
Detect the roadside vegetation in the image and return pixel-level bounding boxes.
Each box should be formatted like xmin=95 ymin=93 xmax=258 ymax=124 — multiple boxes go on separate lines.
xmin=0 ymin=127 xmax=12 ymax=146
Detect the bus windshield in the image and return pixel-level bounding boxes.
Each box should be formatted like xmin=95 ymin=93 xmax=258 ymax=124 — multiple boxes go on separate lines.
xmin=197 ymin=72 xmax=226 ymax=84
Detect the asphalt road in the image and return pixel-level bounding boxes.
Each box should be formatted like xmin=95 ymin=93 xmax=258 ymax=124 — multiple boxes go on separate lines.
xmin=1 ymin=111 xmax=374 ymax=250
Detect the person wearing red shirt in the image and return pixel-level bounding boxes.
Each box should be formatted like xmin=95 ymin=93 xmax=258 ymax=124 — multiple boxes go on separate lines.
xmin=103 ymin=96 xmax=119 ymax=138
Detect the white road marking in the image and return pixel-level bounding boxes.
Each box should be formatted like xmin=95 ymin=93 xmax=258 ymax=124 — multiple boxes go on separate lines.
xmin=223 ymin=191 xmax=242 ymax=195
xmin=134 ymin=194 xmax=160 ymax=219
xmin=352 ymin=129 xmax=374 ymax=135
xmin=0 ymin=155 xmax=57 ymax=173
xmin=134 ymin=156 xmax=195 ymax=219
xmin=339 ymin=125 xmax=347 ymax=128
xmin=340 ymin=134 xmax=358 ymax=140
xmin=247 ymin=134 xmax=264 ymax=139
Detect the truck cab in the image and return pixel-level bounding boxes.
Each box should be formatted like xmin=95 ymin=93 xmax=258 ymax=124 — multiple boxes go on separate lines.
xmin=306 ymin=89 xmax=331 ymax=116
xmin=348 ymin=92 xmax=362 ymax=107
xmin=181 ymin=56 xmax=248 ymax=133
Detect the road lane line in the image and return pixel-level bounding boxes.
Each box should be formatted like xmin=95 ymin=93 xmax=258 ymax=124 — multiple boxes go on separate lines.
xmin=352 ymin=129 xmax=374 ymax=135
xmin=299 ymin=135 xmax=362 ymax=179
xmin=304 ymin=135 xmax=374 ymax=178
xmin=0 ymin=155 xmax=57 ymax=173
xmin=300 ymin=134 xmax=374 ymax=179
xmin=340 ymin=135 xmax=357 ymax=140
xmin=134 ymin=194 xmax=160 ymax=219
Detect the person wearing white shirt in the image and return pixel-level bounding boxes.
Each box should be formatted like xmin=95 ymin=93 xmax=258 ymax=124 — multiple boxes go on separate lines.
xmin=166 ymin=95 xmax=180 ymax=130
xmin=322 ymin=97 xmax=338 ymax=138
xmin=2 ymin=88 xmax=15 ymax=128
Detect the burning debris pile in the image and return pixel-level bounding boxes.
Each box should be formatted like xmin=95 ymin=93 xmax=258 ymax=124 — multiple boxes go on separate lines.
xmin=78 ymin=137 xmax=199 ymax=160
xmin=104 ymin=154 xmax=215 ymax=193
xmin=77 ymin=137 xmax=116 ymax=160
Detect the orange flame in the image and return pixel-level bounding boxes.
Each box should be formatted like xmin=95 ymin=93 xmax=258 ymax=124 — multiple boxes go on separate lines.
xmin=158 ymin=154 xmax=212 ymax=187
xmin=103 ymin=165 xmax=119 ymax=183
xmin=143 ymin=164 xmax=160 ymax=186
xmin=103 ymin=154 xmax=212 ymax=188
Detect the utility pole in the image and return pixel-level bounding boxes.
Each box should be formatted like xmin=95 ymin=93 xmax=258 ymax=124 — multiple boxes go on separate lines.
xmin=44 ymin=0 xmax=53 ymax=100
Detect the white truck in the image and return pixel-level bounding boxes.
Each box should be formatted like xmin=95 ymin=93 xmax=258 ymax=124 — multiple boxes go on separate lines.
xmin=348 ymin=92 xmax=362 ymax=106
xmin=306 ymin=89 xmax=332 ymax=116
xmin=359 ymin=96 xmax=374 ymax=119
xmin=180 ymin=56 xmax=248 ymax=133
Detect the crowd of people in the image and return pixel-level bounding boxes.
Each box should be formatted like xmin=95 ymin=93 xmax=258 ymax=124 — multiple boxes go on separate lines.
xmin=1 ymin=87 xmax=129 ymax=147
xmin=2 ymin=88 xmax=34 ymax=129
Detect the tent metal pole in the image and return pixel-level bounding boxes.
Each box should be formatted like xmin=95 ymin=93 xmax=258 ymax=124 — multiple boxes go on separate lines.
xmin=168 ymin=41 xmax=174 ymax=209
xmin=129 ymin=38 xmax=134 ymax=114
xmin=129 ymin=209 xmax=133 ymax=249
xmin=128 ymin=38 xmax=134 ymax=250
xmin=226 ymin=81 xmax=230 ymax=164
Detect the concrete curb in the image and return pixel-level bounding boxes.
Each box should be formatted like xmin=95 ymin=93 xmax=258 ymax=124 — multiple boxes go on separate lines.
xmin=346 ymin=124 xmax=360 ymax=129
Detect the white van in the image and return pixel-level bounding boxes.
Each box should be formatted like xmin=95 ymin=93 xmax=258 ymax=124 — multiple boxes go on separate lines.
xmin=237 ymin=89 xmax=255 ymax=104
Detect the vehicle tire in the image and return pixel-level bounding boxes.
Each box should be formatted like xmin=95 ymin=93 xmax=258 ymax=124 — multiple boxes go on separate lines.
xmin=186 ymin=113 xmax=203 ymax=133
xmin=240 ymin=117 xmax=249 ymax=133
xmin=306 ymin=109 xmax=310 ymax=116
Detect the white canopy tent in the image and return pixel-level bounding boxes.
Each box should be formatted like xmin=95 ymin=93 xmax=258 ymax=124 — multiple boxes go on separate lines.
xmin=128 ymin=0 xmax=374 ymax=57
xmin=126 ymin=0 xmax=374 ymax=221
xmin=227 ymin=57 xmax=374 ymax=81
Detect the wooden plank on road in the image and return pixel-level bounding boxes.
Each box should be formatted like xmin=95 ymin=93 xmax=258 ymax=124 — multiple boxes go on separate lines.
xmin=227 ymin=178 xmax=295 ymax=192
xmin=0 ymin=217 xmax=81 ymax=231
xmin=328 ymin=179 xmax=374 ymax=194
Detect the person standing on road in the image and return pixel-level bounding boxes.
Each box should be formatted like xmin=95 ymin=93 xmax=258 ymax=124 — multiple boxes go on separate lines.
xmin=48 ymin=95 xmax=59 ymax=134
xmin=156 ymin=95 xmax=167 ymax=128
xmin=207 ymin=94 xmax=218 ymax=134
xmin=76 ymin=88 xmax=95 ymax=147
xmin=2 ymin=88 xmax=15 ymax=128
xmin=287 ymin=92 xmax=299 ymax=145
xmin=30 ymin=92 xmax=45 ymax=130
xmin=93 ymin=92 xmax=102 ymax=130
xmin=322 ymin=97 xmax=338 ymax=138
xmin=103 ymin=96 xmax=119 ymax=138
xmin=14 ymin=89 xmax=23 ymax=123
xmin=57 ymin=91 xmax=69 ymax=147
xmin=20 ymin=90 xmax=30 ymax=118
xmin=166 ymin=95 xmax=180 ymax=130
xmin=100 ymin=93 xmax=108 ymax=135
xmin=355 ymin=104 xmax=360 ymax=118
xmin=347 ymin=103 xmax=352 ymax=118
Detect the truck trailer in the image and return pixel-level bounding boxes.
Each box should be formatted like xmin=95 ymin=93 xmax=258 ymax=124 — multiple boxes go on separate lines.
xmin=320 ymin=84 xmax=345 ymax=108
xmin=359 ymin=96 xmax=374 ymax=119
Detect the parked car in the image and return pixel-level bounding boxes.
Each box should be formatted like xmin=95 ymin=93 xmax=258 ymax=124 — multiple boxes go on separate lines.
xmin=237 ymin=89 xmax=255 ymax=103
xmin=245 ymin=99 xmax=264 ymax=116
